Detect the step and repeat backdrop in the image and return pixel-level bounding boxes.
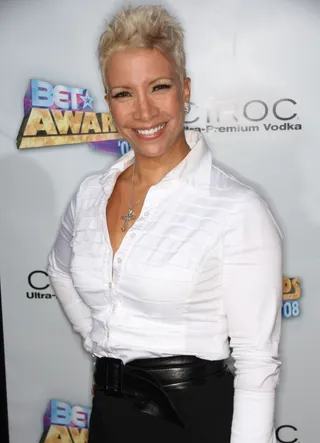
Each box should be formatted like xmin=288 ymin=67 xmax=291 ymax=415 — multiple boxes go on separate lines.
xmin=0 ymin=0 xmax=319 ymax=442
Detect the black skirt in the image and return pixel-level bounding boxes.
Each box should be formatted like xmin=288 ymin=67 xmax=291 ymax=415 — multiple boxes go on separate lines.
xmin=88 ymin=356 xmax=234 ymax=443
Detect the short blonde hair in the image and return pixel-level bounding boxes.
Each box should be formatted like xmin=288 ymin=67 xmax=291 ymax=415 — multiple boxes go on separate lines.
xmin=98 ymin=5 xmax=186 ymax=91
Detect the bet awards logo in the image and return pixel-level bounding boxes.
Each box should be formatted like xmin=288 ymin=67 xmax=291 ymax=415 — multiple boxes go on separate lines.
xmin=26 ymin=270 xmax=55 ymax=300
xmin=16 ymin=79 xmax=131 ymax=155
xmin=282 ymin=277 xmax=301 ymax=319
xmin=276 ymin=425 xmax=299 ymax=443
xmin=185 ymin=98 xmax=302 ymax=134
xmin=40 ymin=400 xmax=90 ymax=443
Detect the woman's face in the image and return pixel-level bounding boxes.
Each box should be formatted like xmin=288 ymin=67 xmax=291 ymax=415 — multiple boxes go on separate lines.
xmin=105 ymin=48 xmax=190 ymax=158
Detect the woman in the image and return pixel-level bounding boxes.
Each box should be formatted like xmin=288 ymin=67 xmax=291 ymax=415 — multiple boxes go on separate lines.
xmin=48 ymin=5 xmax=282 ymax=443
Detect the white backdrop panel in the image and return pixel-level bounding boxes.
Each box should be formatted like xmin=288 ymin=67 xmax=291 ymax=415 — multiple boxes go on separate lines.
xmin=0 ymin=1 xmax=319 ymax=442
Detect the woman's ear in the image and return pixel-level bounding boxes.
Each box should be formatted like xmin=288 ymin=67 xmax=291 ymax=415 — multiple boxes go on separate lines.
xmin=104 ymin=94 xmax=110 ymax=110
xmin=183 ymin=77 xmax=191 ymax=103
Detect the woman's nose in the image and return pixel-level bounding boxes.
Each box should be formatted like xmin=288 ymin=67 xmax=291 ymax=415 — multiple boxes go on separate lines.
xmin=132 ymin=94 xmax=159 ymax=121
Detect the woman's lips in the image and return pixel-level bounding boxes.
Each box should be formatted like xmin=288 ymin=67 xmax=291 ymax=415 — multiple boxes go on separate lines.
xmin=133 ymin=122 xmax=167 ymax=140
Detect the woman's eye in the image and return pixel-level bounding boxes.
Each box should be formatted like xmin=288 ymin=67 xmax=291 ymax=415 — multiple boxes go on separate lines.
xmin=153 ymin=84 xmax=171 ymax=92
xmin=112 ymin=91 xmax=130 ymax=99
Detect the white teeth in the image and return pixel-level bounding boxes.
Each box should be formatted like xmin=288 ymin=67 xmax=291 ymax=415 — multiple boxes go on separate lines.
xmin=136 ymin=123 xmax=165 ymax=135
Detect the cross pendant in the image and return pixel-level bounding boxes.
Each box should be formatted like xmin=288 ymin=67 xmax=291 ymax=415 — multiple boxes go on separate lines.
xmin=120 ymin=207 xmax=136 ymax=232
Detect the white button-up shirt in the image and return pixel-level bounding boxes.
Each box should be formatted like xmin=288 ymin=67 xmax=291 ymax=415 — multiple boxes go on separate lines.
xmin=48 ymin=130 xmax=282 ymax=443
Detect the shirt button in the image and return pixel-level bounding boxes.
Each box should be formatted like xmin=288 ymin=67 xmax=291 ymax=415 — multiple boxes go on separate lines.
xmin=130 ymin=232 xmax=136 ymax=238
xmin=108 ymin=282 xmax=112 ymax=289
xmin=144 ymin=211 xmax=149 ymax=217
xmin=117 ymin=257 xmax=122 ymax=263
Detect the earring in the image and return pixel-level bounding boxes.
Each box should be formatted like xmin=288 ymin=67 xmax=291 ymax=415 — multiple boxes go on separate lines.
xmin=184 ymin=101 xmax=191 ymax=114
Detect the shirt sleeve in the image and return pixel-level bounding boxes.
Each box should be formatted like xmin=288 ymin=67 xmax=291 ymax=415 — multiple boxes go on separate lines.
xmin=48 ymin=194 xmax=93 ymax=347
xmin=222 ymin=195 xmax=282 ymax=443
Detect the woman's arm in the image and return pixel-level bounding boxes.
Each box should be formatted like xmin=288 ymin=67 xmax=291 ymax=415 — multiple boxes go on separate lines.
xmin=48 ymin=196 xmax=93 ymax=347
xmin=222 ymin=194 xmax=282 ymax=443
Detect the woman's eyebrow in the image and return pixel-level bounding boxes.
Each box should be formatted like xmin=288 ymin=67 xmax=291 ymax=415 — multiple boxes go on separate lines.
xmin=110 ymin=77 xmax=174 ymax=92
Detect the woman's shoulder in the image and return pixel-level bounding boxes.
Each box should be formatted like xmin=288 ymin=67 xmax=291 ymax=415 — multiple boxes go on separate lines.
xmin=209 ymin=162 xmax=259 ymax=203
xmin=74 ymin=150 xmax=134 ymax=199
xmin=209 ymin=163 xmax=281 ymax=238
xmin=67 ymin=170 xmax=110 ymax=210
xmin=79 ymin=172 xmax=105 ymax=190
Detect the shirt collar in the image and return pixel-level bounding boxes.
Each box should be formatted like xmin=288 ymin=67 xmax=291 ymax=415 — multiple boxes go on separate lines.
xmin=100 ymin=130 xmax=213 ymax=194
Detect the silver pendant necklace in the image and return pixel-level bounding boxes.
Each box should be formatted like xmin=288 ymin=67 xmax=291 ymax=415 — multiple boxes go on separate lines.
xmin=120 ymin=161 xmax=140 ymax=232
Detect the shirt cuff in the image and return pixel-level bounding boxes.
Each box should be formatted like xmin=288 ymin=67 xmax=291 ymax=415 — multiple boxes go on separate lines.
xmin=231 ymin=388 xmax=277 ymax=443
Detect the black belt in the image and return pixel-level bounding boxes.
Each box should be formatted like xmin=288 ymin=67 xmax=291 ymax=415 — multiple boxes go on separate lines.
xmin=93 ymin=355 xmax=227 ymax=428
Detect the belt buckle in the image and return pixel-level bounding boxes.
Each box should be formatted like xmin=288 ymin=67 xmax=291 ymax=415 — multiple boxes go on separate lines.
xmin=103 ymin=357 xmax=124 ymax=397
